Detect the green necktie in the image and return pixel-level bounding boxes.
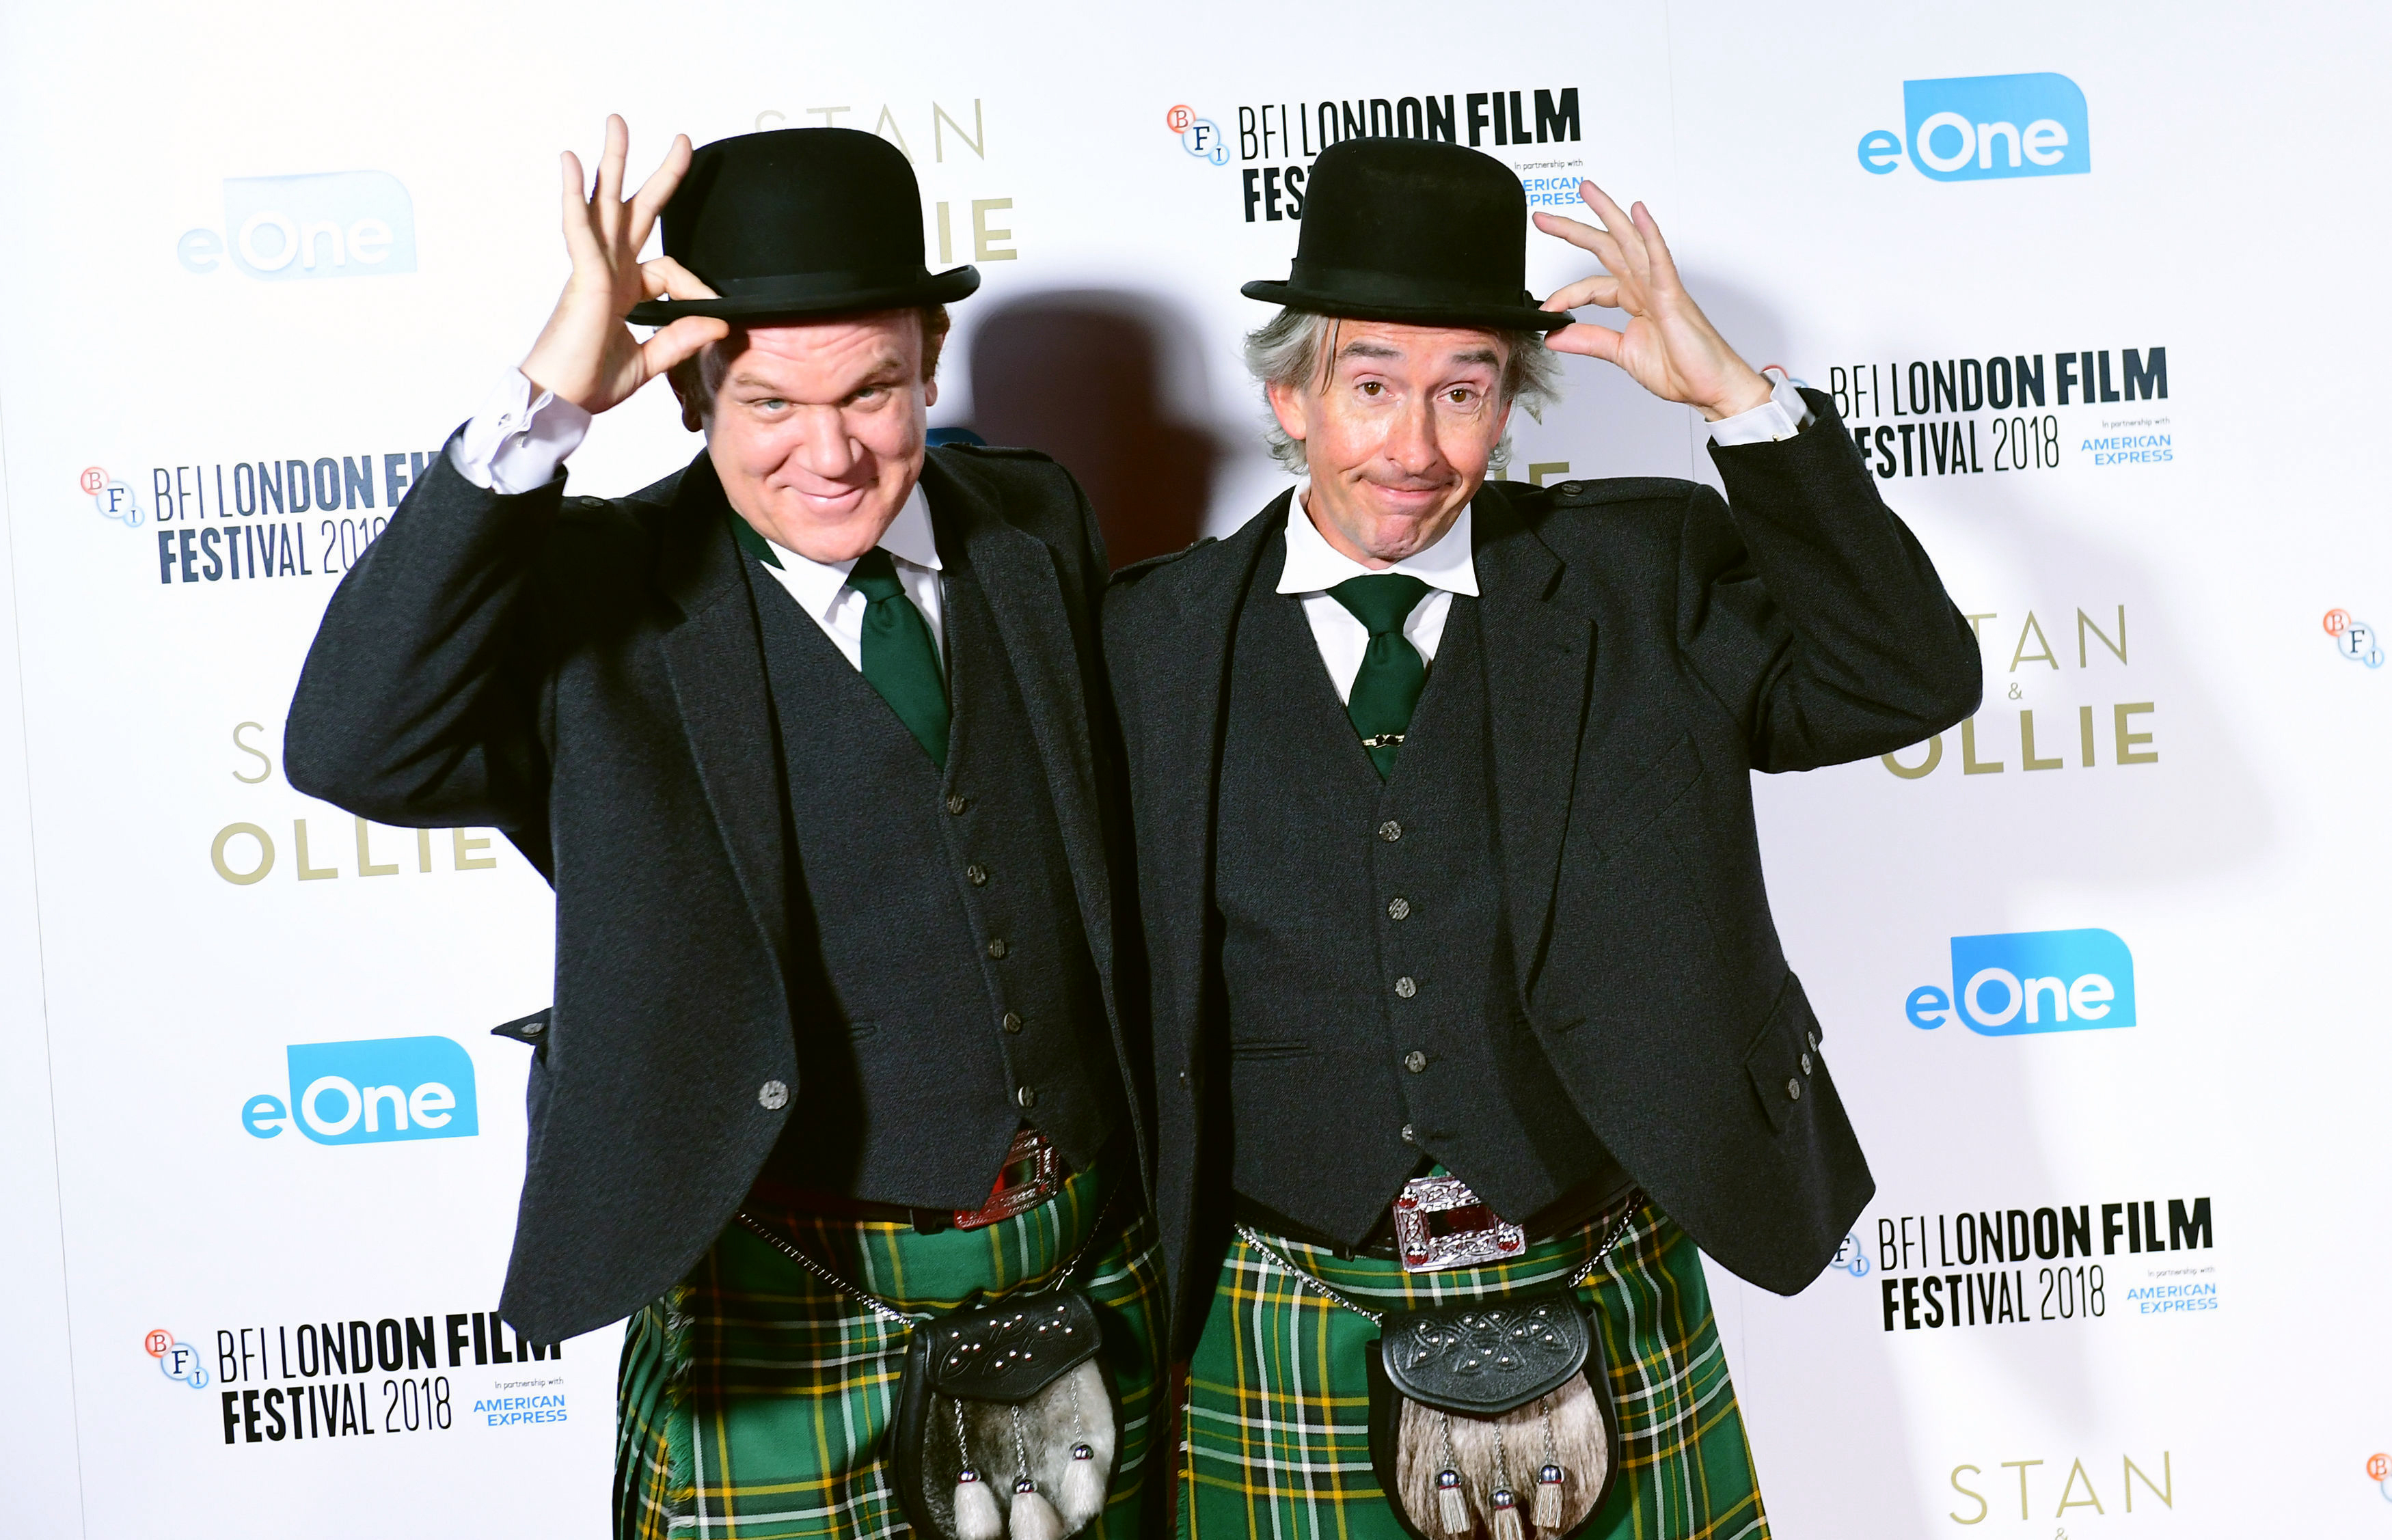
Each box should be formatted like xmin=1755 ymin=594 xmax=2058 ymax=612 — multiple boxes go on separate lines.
xmin=1327 ymin=573 xmax=1432 ymax=778
xmin=847 ymin=547 xmax=951 ymax=769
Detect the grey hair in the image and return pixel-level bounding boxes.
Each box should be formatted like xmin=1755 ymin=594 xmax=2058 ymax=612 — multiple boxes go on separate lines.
xmin=1242 ymin=307 xmax=1562 ymax=476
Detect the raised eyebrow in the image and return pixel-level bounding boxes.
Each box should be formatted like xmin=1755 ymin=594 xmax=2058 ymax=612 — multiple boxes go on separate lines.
xmin=1448 ymin=349 xmax=1502 ymax=372
xmin=1337 ymin=341 xmax=1404 ymax=363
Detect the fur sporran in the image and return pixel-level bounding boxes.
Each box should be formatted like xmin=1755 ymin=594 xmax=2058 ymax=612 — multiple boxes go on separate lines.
xmin=891 ymin=1293 xmax=1120 ymax=1540
xmin=1365 ymin=1295 xmax=1621 ymax=1540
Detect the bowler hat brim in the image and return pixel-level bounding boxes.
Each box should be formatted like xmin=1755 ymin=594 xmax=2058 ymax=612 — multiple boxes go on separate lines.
xmin=629 ymin=264 xmax=981 ymax=325
xmin=1240 ymin=279 xmax=1574 ymax=334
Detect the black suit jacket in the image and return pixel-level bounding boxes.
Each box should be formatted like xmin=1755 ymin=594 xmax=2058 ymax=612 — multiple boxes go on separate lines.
xmin=284 ymin=440 xmax=1148 ymax=1343
xmin=1103 ymin=392 xmax=1981 ymax=1350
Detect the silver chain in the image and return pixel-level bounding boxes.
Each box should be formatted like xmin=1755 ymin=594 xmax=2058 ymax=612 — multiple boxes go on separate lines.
xmin=733 ymin=1186 xmax=1116 ymax=1331
xmin=1234 ymin=1190 xmax=1646 ymax=1325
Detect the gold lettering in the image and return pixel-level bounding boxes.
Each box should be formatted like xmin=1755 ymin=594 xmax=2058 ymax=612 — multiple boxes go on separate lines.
xmin=416 ymin=827 xmax=434 ymax=873
xmin=2123 ymin=1451 xmax=2172 ymax=1511
xmin=211 ymin=823 xmax=275 ymax=885
xmin=936 ymin=202 xmax=953 ymax=265
xmin=1961 ymin=717 xmax=2003 ymax=774
xmin=871 ymin=105 xmax=913 ymax=161
xmin=293 ymin=819 xmax=336 ymax=880
xmin=2054 ymin=1457 xmax=2104 ymax=1515
xmin=232 ymin=721 xmax=271 ymax=784
xmin=1998 ymin=1459 xmax=2043 ymax=1520
xmin=355 ymin=817 xmax=398 ymax=877
xmin=971 ymin=198 xmax=1017 ymax=261
xmin=2009 ymin=611 xmax=2058 ymax=671
xmin=1525 ymin=462 xmax=1571 ymax=487
xmin=934 ymin=99 xmax=986 ymax=161
xmin=2114 ymin=702 xmax=2158 ymax=765
xmin=1946 ymin=1464 xmax=1987 ymax=1525
xmin=2020 ymin=710 xmax=2061 ymax=770
xmin=2078 ymin=703 xmax=2096 ymax=766
xmin=453 ymin=828 xmax=497 ymax=871
xmin=1884 ymin=736 xmax=1942 ymax=779
xmin=1964 ymin=611 xmax=1998 ymax=643
xmin=2077 ymin=605 xmax=2127 ymax=666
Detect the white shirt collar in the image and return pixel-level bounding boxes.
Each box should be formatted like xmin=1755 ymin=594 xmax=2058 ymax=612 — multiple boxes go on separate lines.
xmin=1276 ymin=482 xmax=1480 ymax=598
xmin=758 ymin=480 xmax=942 ymax=623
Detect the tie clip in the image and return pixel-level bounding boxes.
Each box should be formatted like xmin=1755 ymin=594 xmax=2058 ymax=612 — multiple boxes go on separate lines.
xmin=1359 ymin=732 xmax=1405 ymax=748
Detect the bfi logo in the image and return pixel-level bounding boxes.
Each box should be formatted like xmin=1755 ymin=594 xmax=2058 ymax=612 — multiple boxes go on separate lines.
xmin=1859 ymin=73 xmax=2091 ymax=182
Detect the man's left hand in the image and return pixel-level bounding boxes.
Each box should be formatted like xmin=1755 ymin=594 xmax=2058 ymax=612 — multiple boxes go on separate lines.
xmin=1534 ymin=182 xmax=1771 ymax=422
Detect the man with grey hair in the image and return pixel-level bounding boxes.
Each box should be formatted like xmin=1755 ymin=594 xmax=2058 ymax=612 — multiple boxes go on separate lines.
xmin=1105 ymin=137 xmax=1979 ymax=1537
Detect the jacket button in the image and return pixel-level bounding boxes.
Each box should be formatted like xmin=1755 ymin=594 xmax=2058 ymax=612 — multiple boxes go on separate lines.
xmin=966 ymin=864 xmax=989 ymax=886
xmin=758 ymin=1080 xmax=789 ymax=1110
xmin=986 ymin=938 xmax=1008 ymax=959
xmin=1003 ymin=1011 xmax=1024 ymax=1034
xmin=1400 ymin=1123 xmax=1416 ymax=1144
xmin=1800 ymin=1052 xmax=1813 ymax=1075
xmin=1558 ymin=481 xmax=1584 ymax=495
xmin=946 ymin=794 xmax=970 ymax=815
xmin=1784 ymin=1077 xmax=1802 ymax=1102
xmin=1394 ymin=976 xmax=1417 ymax=999
xmin=1016 ymin=1086 xmax=1038 ymax=1109
xmin=1378 ymin=819 xmax=1402 ymax=842
xmin=522 ymin=1019 xmax=544 ymax=1036
xmin=1403 ymin=1051 xmax=1428 ymax=1073
xmin=1808 ymin=1029 xmax=1821 ymax=1050
xmin=1387 ymin=896 xmax=1411 ymax=921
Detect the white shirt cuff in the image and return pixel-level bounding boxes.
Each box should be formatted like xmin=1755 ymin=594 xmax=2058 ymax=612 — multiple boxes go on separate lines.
xmin=1707 ymin=376 xmax=1816 ymax=447
xmin=449 ymin=370 xmax=593 ymax=493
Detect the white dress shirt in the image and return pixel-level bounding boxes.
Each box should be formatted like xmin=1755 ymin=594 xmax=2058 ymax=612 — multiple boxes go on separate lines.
xmin=450 ymin=370 xmax=942 ymax=669
xmin=450 ymin=368 xmax=1815 ymax=683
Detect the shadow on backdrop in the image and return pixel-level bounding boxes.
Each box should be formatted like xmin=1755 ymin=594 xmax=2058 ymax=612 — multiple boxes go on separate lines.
xmin=962 ymin=291 xmax=1221 ymax=570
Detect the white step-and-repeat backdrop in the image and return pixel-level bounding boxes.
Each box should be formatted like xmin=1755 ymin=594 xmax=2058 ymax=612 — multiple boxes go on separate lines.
xmin=5 ymin=2 xmax=2388 ymax=1535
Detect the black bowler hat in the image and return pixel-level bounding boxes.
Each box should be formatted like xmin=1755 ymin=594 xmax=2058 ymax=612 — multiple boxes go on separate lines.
xmin=627 ymin=128 xmax=978 ymax=325
xmin=1242 ymin=137 xmax=1570 ymax=333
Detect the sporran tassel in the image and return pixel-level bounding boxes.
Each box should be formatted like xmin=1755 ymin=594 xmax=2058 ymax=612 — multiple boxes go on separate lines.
xmin=1436 ymin=1468 xmax=1469 ymax=1535
xmin=952 ymin=1468 xmax=1003 ymax=1540
xmin=1534 ymin=1463 xmax=1566 ymax=1529
xmin=1059 ymin=1440 xmax=1106 ymax=1528
xmin=1489 ymin=1486 xmax=1525 ymax=1540
xmin=1010 ymin=1476 xmax=1066 ymax=1540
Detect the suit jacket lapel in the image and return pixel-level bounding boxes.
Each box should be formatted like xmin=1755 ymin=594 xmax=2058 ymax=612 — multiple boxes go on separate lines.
xmin=653 ymin=452 xmax=792 ymax=990
xmin=925 ymin=456 xmax=1119 ymax=1013
xmin=1141 ymin=498 xmax=1283 ymax=1059
xmin=1474 ymin=484 xmax=1596 ymax=1001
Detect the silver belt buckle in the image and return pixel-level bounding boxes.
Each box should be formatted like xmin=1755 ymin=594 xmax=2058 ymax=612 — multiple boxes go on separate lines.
xmin=1392 ymin=1173 xmax=1527 ymax=1274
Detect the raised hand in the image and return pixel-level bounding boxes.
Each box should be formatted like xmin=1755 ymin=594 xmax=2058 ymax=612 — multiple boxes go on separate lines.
xmin=1534 ymin=182 xmax=1771 ymax=422
xmin=520 ymin=115 xmax=729 ymax=414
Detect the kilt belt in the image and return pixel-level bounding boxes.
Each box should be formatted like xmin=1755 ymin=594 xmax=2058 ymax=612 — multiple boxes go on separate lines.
xmin=1178 ymin=1202 xmax=1769 ymax=1540
xmin=618 ymin=1159 xmax=1164 ymax=1540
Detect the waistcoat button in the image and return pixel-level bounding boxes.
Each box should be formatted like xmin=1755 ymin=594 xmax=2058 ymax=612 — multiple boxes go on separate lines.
xmin=1016 ymin=1086 xmax=1039 ymax=1109
xmin=966 ymin=864 xmax=989 ymax=886
xmin=1003 ymin=1011 xmax=1024 ymax=1034
xmin=1394 ymin=976 xmax=1417 ymax=998
xmin=1400 ymin=1123 xmax=1416 ymax=1144
xmin=1800 ymin=1052 xmax=1813 ymax=1075
xmin=946 ymin=794 xmax=970 ymax=815
xmin=986 ymin=938 xmax=1009 ymax=960
xmin=1784 ymin=1077 xmax=1802 ymax=1101
xmin=758 ymin=1080 xmax=789 ymax=1110
xmin=1378 ymin=820 xmax=1402 ymax=842
xmin=1403 ymin=1051 xmax=1427 ymax=1073
xmin=1387 ymin=896 xmax=1411 ymax=921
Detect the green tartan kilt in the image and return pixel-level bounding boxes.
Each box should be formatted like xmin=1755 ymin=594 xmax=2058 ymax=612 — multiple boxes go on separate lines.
xmin=1178 ymin=1202 xmax=1768 ymax=1540
xmin=617 ymin=1161 xmax=1163 ymax=1540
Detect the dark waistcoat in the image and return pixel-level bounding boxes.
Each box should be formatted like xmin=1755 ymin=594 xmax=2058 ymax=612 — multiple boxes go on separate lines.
xmin=1215 ymin=535 xmax=1614 ymax=1244
xmin=746 ymin=534 xmax=1119 ymax=1205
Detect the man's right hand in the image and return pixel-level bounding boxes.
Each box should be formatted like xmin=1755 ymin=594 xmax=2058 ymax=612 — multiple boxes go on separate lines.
xmin=520 ymin=115 xmax=729 ymax=415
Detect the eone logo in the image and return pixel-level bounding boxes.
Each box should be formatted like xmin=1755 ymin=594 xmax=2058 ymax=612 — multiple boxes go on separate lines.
xmin=1907 ymin=929 xmax=2137 ymax=1036
xmin=1166 ymin=103 xmax=1229 ymax=167
xmin=146 ymin=1328 xmax=210 ymax=1389
xmin=1859 ymin=73 xmax=2091 ymax=182
xmin=241 ymin=1036 xmax=479 ymax=1146
xmin=177 ymin=171 xmax=418 ymax=281
xmin=79 ymin=465 xmax=142 ymax=527
xmin=2324 ymin=608 xmax=2384 ymax=669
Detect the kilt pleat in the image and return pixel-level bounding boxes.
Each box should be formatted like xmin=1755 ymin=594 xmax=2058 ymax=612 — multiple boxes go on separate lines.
xmin=618 ymin=1162 xmax=1163 ymax=1540
xmin=1178 ymin=1203 xmax=1767 ymax=1540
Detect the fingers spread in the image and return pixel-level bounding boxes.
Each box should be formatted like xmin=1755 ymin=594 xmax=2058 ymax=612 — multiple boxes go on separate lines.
xmin=595 ymin=115 xmax=630 ymax=243
xmin=642 ymin=256 xmax=720 ymax=301
xmin=1632 ymin=201 xmax=1683 ymax=292
xmin=1578 ymin=180 xmax=1649 ymax=284
xmin=559 ymin=152 xmax=605 ymax=262
xmin=630 ymin=133 xmax=694 ymax=232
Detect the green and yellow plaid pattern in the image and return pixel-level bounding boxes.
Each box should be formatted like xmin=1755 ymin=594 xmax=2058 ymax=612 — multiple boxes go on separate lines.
xmin=1179 ymin=1202 xmax=1767 ymax=1540
xmin=618 ymin=1161 xmax=1163 ymax=1540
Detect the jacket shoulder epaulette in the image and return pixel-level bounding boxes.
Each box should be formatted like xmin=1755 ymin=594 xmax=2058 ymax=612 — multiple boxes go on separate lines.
xmin=1109 ymin=536 xmax=1216 ymax=588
